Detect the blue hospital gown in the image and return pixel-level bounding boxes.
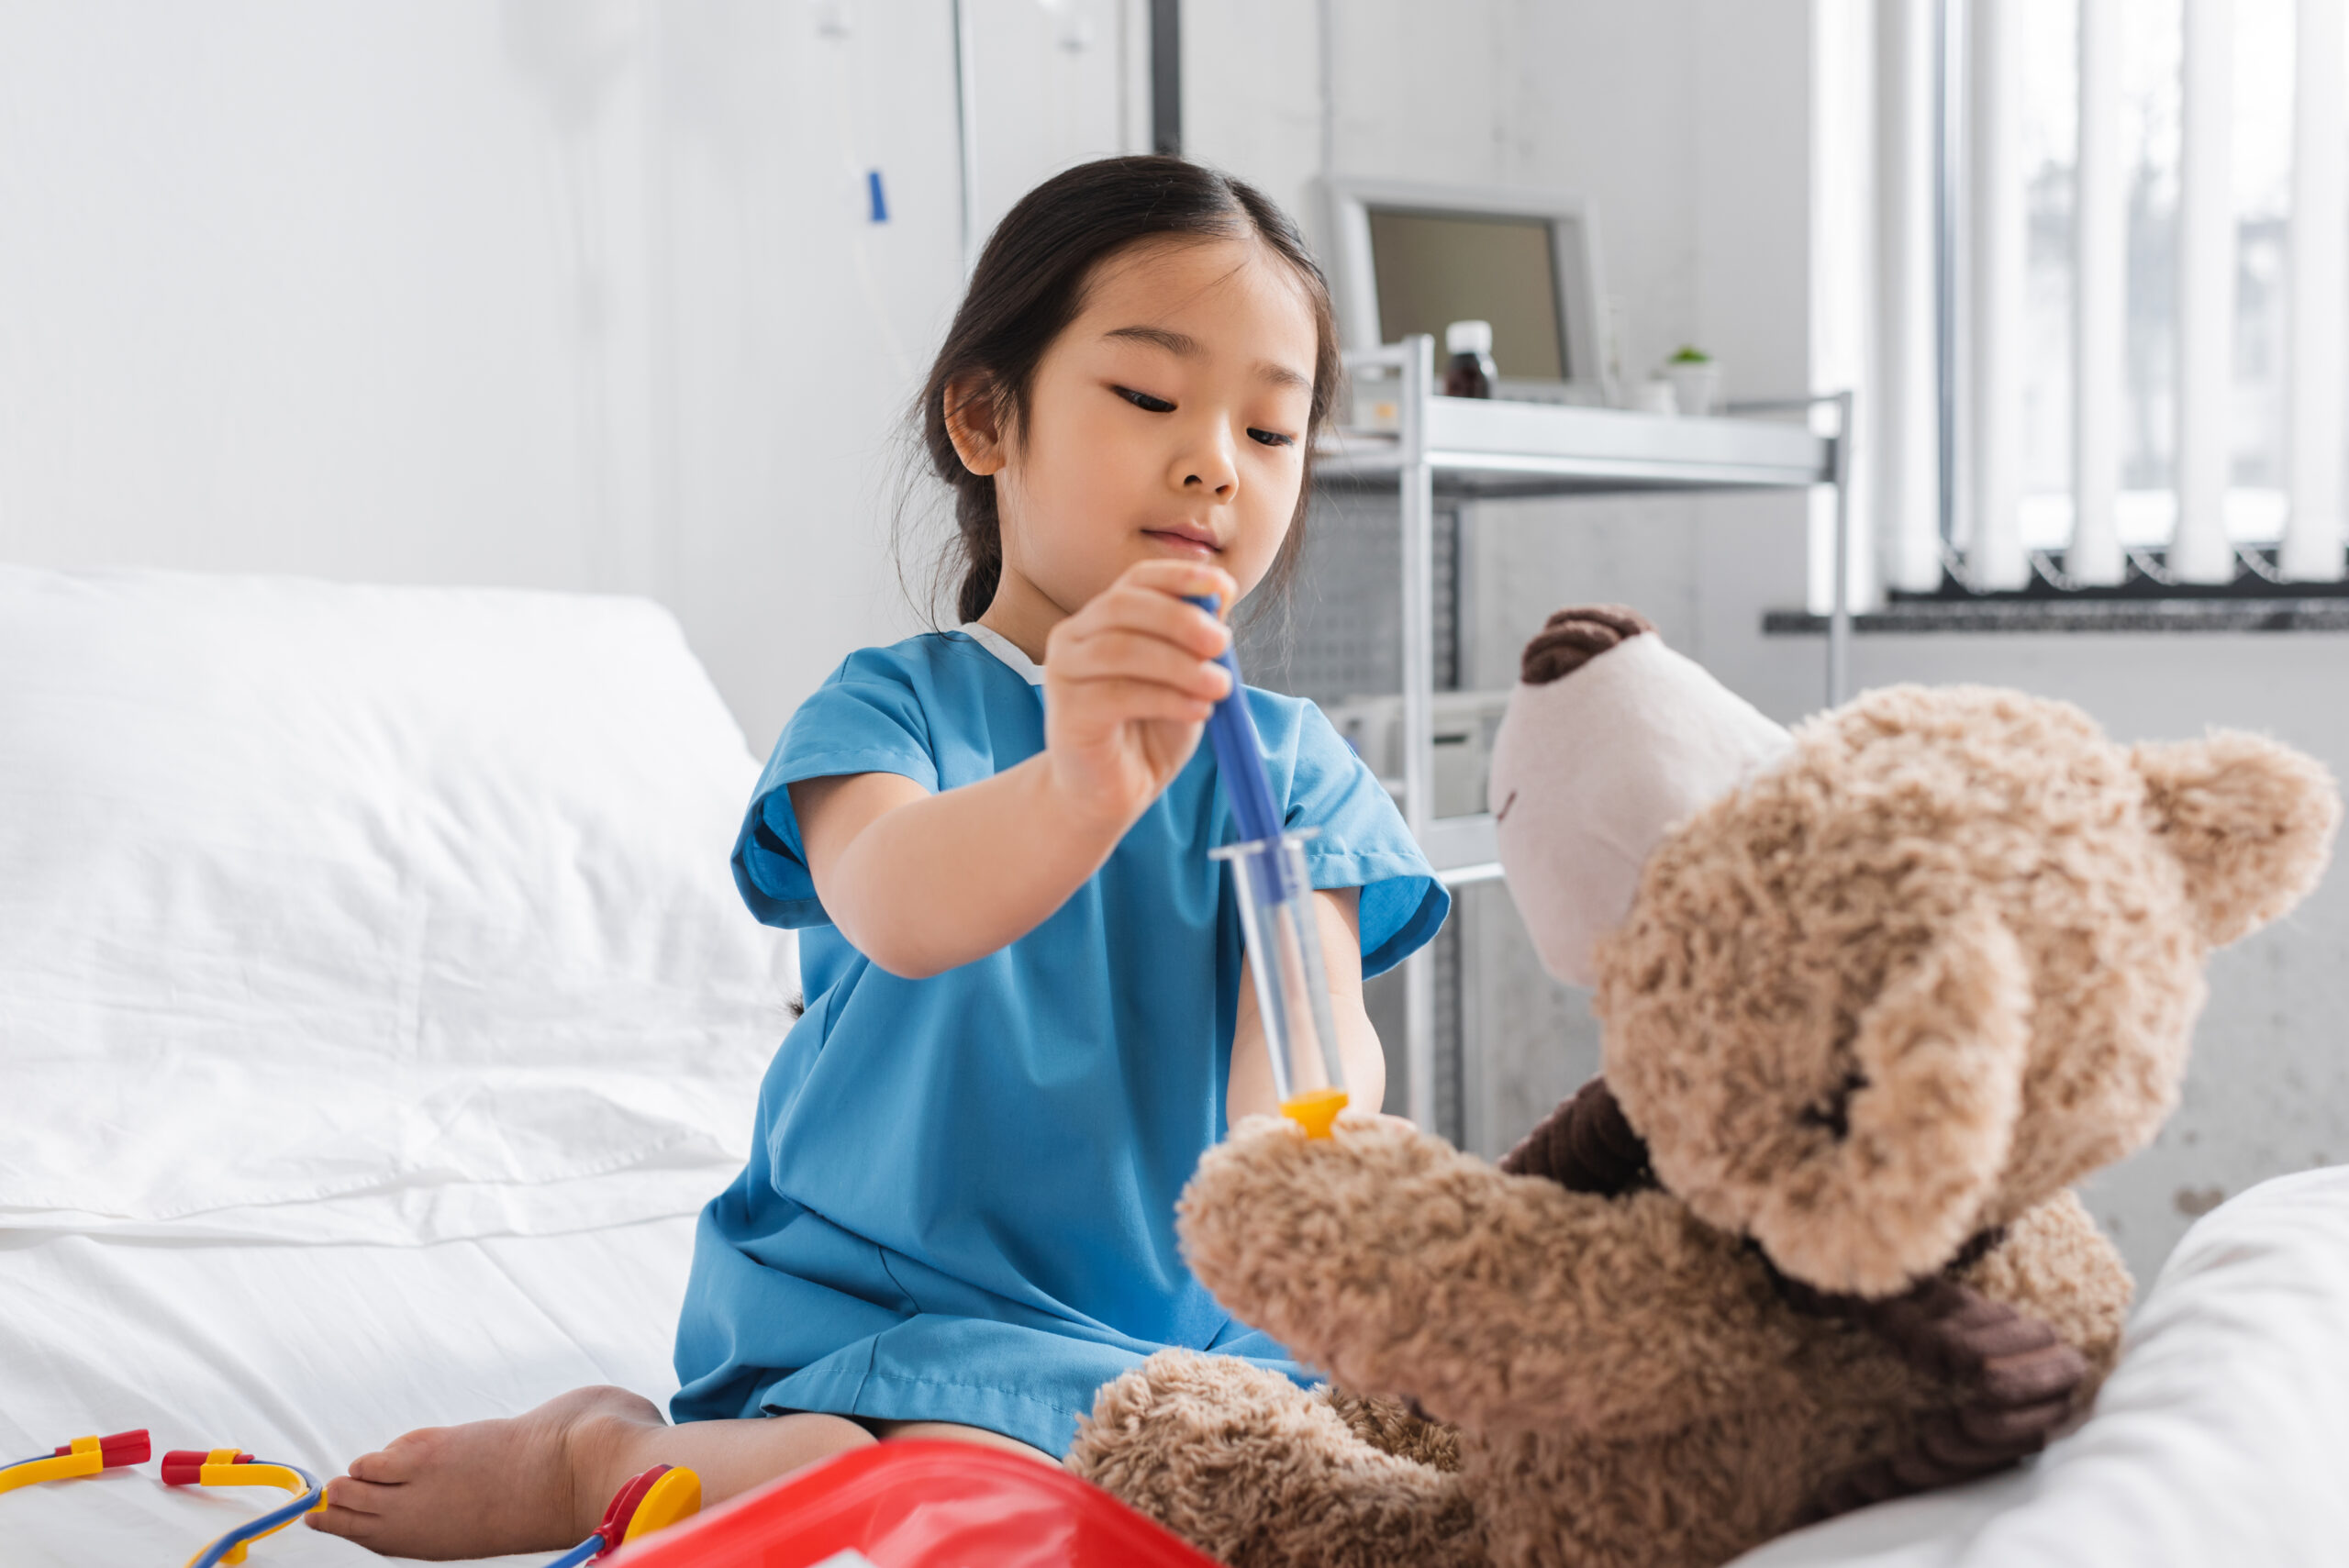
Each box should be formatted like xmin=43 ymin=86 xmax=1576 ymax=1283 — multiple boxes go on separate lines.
xmin=670 ymin=625 xmax=1448 ymax=1456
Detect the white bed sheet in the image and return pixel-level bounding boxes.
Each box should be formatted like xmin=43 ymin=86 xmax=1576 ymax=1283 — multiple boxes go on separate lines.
xmin=9 ymin=1168 xmax=2346 ymax=1568
xmin=0 ymin=1212 xmax=700 ymax=1567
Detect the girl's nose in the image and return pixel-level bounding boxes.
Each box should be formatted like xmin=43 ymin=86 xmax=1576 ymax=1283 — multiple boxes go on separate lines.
xmin=1176 ymin=426 xmax=1239 ymax=499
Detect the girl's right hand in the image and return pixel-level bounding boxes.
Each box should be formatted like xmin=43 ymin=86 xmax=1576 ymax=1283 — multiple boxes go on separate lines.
xmin=1039 ymin=558 xmax=1238 ymax=829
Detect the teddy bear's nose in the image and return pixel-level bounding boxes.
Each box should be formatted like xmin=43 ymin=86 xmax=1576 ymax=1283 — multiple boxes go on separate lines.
xmin=1520 ymin=605 xmax=1658 ymax=684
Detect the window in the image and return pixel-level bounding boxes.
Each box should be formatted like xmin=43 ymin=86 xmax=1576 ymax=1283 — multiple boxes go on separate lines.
xmin=1853 ymin=0 xmax=2347 ymax=601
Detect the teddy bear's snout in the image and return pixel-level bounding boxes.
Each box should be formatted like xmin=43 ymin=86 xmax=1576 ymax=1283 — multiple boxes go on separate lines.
xmin=1489 ymin=606 xmax=1793 ymax=989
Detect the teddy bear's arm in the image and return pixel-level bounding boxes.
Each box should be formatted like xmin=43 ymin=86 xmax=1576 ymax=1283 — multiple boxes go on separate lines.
xmin=1179 ymin=1118 xmax=1807 ymax=1440
xmin=1962 ymin=1189 xmax=2132 ymax=1390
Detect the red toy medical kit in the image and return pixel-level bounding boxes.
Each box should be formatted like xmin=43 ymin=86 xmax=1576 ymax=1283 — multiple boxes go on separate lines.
xmin=602 ymin=1440 xmax=1219 ymax=1568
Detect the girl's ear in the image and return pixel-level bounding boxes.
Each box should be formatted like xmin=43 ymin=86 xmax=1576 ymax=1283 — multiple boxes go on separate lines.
xmin=943 ymin=373 xmax=1008 ymax=476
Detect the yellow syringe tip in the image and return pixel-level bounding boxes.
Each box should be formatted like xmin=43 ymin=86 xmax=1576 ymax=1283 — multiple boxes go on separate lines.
xmin=1281 ymin=1087 xmax=1349 ymax=1140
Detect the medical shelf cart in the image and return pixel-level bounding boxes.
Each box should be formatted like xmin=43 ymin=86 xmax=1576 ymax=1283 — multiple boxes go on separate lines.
xmin=1315 ymin=335 xmax=1851 ymax=1135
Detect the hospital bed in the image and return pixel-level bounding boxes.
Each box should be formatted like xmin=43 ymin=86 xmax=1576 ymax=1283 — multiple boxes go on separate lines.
xmin=4 ymin=562 xmax=2344 ymax=1568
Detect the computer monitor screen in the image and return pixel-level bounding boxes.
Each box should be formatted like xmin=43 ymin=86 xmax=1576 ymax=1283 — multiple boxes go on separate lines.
xmin=1365 ymin=207 xmax=1565 ymax=381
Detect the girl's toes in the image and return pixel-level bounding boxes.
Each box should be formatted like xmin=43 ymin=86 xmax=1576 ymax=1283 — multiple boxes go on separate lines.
xmin=319 ymin=1473 xmax=396 ymax=1515
xmin=306 ymin=1500 xmax=378 ymax=1539
xmin=351 ymin=1432 xmax=435 ymax=1483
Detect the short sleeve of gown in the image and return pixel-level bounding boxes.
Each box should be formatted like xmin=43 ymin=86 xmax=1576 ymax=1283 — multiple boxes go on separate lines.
xmin=731 ymin=651 xmax=941 ymax=929
xmin=1278 ymin=698 xmax=1451 ymax=978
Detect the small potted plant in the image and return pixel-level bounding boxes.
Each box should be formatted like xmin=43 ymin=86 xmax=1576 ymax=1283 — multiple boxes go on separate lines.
xmin=1665 ymin=345 xmax=1721 ymax=417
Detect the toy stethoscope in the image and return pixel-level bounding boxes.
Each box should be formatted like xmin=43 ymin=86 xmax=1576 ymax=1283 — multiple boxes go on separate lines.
xmin=3 ymin=1427 xmax=699 ymax=1566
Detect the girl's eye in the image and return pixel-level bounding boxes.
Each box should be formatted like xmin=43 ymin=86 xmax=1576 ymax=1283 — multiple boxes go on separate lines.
xmin=1248 ymin=428 xmax=1297 ymax=449
xmin=1114 ymin=385 xmax=1175 ymax=414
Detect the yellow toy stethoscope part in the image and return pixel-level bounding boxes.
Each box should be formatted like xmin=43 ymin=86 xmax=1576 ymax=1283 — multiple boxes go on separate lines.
xmin=3 ymin=1429 xmax=322 ymax=1567
xmin=620 ymin=1464 xmax=702 ymax=1541
xmin=0 ymin=1438 xmax=104 ymax=1495
xmin=544 ymin=1462 xmax=705 ymax=1565
xmin=0 ymin=1429 xmax=150 ymax=1495
xmin=161 ymin=1446 xmax=327 ymax=1568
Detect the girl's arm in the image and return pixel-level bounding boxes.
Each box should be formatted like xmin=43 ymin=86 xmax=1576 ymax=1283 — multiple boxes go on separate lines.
xmin=791 ymin=559 xmax=1237 ymax=979
xmin=1228 ymin=886 xmax=1386 ymax=1118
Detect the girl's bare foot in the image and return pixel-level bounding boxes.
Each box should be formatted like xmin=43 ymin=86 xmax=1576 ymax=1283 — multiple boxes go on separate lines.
xmin=306 ymin=1386 xmax=1030 ymax=1559
xmin=305 ymin=1385 xmax=664 ymax=1559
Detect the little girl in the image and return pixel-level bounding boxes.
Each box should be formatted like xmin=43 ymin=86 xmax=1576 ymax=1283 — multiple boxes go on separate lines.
xmin=308 ymin=155 xmax=1446 ymax=1558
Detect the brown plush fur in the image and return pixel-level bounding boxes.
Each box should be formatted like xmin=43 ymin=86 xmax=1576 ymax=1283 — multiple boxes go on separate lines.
xmin=1500 ymin=1074 xmax=2099 ymax=1513
xmin=1602 ymin=685 xmax=2339 ymax=1296
xmin=1070 ymin=640 xmax=2340 ymax=1568
xmin=1073 ymin=1121 xmax=2130 ymax=1568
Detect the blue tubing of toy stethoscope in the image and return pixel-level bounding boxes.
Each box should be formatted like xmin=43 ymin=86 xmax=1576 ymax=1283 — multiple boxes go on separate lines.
xmin=182 ymin=1463 xmax=326 ymax=1568
xmin=541 ymin=1534 xmax=609 ymax=1568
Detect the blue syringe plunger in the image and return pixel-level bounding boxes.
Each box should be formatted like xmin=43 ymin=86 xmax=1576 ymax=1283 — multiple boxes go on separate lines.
xmin=1186 ymin=593 xmax=1285 ymax=845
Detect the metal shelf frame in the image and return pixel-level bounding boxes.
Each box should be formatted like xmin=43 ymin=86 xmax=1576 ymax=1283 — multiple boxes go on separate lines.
xmin=1316 ymin=336 xmax=1853 ymax=1131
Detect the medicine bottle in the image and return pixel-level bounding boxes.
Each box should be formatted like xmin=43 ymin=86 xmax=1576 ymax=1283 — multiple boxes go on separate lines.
xmin=1443 ymin=320 xmax=1498 ymax=398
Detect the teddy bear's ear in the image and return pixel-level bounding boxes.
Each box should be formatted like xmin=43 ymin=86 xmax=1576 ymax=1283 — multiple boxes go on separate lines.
xmin=1519 ymin=605 xmax=1657 ymax=684
xmin=2131 ymin=731 xmax=2341 ymax=949
xmin=1731 ymin=903 xmax=2033 ymax=1298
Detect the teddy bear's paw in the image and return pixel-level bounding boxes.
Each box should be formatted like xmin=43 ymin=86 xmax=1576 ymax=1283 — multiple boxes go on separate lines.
xmin=1177 ymin=1117 xmax=1465 ymax=1353
xmin=1070 ymin=1350 xmax=1482 ymax=1568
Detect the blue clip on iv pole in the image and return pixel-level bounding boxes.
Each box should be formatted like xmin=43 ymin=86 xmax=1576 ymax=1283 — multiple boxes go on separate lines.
xmin=1186 ymin=595 xmax=1350 ymax=1137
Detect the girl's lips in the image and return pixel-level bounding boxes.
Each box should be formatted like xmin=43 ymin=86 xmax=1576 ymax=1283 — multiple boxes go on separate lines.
xmin=1143 ymin=529 xmax=1220 ymax=557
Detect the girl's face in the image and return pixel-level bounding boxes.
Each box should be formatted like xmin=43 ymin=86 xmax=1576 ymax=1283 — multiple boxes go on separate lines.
xmin=952 ymin=235 xmax=1320 ymax=628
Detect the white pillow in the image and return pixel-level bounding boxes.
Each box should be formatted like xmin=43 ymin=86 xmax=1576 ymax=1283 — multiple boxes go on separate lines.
xmin=0 ymin=564 xmax=794 ymax=1243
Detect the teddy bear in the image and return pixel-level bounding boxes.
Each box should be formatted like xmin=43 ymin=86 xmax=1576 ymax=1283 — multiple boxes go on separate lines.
xmin=1066 ymin=606 xmax=2341 ymax=1568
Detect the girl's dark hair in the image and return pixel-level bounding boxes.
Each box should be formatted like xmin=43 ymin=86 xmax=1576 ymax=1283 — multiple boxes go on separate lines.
xmin=912 ymin=155 xmax=1342 ymax=626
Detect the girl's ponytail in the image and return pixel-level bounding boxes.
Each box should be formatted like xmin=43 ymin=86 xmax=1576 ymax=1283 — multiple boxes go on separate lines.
xmin=952 ymin=473 xmax=1003 ymax=626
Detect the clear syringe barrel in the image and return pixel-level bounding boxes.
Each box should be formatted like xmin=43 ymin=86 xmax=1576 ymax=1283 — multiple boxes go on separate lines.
xmin=1212 ymin=829 xmax=1349 ymax=1137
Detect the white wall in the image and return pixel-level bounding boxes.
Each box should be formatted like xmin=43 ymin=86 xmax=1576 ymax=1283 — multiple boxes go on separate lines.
xmin=0 ymin=0 xmax=1137 ymax=755
xmin=6 ymin=0 xmax=2334 ymax=1283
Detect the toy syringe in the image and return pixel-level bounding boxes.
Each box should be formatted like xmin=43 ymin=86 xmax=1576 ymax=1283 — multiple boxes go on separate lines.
xmin=1188 ymin=595 xmax=1350 ymax=1138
